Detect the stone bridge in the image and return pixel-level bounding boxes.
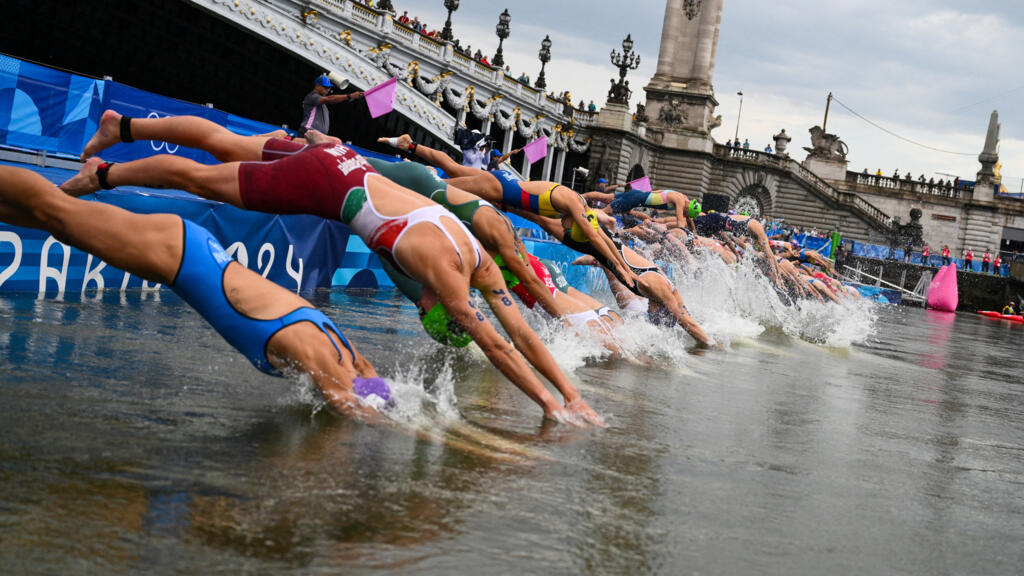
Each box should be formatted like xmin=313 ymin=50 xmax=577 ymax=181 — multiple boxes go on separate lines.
xmin=588 ymin=131 xmax=897 ymax=243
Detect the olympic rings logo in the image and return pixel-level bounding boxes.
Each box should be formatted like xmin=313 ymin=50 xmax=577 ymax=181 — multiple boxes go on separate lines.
xmin=146 ymin=112 xmax=180 ymax=154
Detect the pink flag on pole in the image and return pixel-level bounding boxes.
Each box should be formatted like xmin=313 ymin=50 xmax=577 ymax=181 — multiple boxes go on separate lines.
xmin=364 ymin=77 xmax=398 ymax=119
xmin=522 ymin=135 xmax=548 ymax=164
xmin=628 ymin=176 xmax=652 ymax=192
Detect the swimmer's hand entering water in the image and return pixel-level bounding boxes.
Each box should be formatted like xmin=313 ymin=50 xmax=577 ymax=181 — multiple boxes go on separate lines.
xmin=567 ymin=397 xmax=606 ymax=428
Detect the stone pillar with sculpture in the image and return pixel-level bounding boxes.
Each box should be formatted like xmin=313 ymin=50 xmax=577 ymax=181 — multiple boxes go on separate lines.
xmin=772 ymin=129 xmax=791 ymax=157
xmin=801 ymin=125 xmax=849 ymax=182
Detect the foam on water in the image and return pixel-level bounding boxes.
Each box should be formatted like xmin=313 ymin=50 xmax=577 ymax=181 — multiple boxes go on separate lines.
xmin=664 ymin=248 xmax=877 ymax=347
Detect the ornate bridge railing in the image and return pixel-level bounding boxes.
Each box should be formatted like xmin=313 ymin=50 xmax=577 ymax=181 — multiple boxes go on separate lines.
xmin=712 ymin=145 xmax=894 ymax=235
xmin=846 ymin=171 xmax=968 ymax=200
xmin=188 ymin=0 xmax=594 ymax=179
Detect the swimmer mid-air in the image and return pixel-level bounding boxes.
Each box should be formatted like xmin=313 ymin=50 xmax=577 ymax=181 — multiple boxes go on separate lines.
xmin=378 ymin=134 xmax=638 ymax=290
xmin=65 ymin=111 xmax=603 ymax=425
xmin=0 ymin=166 xmax=387 ymax=416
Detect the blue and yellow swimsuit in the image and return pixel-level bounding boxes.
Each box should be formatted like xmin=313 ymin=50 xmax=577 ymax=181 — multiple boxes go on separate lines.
xmin=490 ymin=169 xmax=559 ymax=217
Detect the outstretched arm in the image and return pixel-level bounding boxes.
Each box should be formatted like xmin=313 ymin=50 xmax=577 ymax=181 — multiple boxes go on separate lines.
xmin=582 ymin=191 xmax=614 ymax=204
xmin=378 ymin=134 xmax=480 ymax=178
xmin=473 ymin=264 xmax=604 ymax=426
xmin=495 ymin=148 xmax=520 ymax=165
xmin=318 ymin=91 xmax=364 ymax=105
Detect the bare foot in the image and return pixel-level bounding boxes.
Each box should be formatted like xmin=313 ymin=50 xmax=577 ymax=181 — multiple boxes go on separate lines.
xmin=81 ymin=110 xmax=123 ymax=161
xmin=61 ymin=157 xmax=104 ymax=197
xmin=376 ymin=134 xmax=412 ymax=151
xmin=304 ymin=129 xmax=341 ymax=146
xmin=571 ymin=255 xmax=596 ymax=266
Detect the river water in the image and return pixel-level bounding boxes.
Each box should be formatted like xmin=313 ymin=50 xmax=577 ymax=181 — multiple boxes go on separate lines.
xmin=1 ymin=284 xmax=1022 ymax=574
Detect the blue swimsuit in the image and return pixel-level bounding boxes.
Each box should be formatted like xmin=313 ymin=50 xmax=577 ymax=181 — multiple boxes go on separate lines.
xmin=171 ymin=220 xmax=354 ymax=375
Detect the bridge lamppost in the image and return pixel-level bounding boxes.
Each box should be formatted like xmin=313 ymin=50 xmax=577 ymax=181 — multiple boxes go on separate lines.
xmin=492 ymin=9 xmax=511 ymax=68
xmin=608 ymin=33 xmax=640 ymax=104
xmin=535 ymin=35 xmax=552 ymax=90
xmin=733 ymin=91 xmax=744 ymax=143
xmin=440 ymin=0 xmax=459 ymax=43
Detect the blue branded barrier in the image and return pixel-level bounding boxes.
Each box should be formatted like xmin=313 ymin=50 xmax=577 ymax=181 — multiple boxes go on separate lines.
xmin=0 ymin=54 xmax=563 ymax=295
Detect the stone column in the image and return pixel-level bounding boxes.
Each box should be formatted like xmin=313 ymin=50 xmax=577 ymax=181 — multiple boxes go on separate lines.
xmin=554 ymin=148 xmax=567 ymax=185
xmin=650 ymin=0 xmax=723 ymax=93
xmin=502 ymin=127 xmax=514 ymax=154
xmin=541 ymin=144 xmax=554 ymax=181
xmin=520 ymin=146 xmax=531 ymax=177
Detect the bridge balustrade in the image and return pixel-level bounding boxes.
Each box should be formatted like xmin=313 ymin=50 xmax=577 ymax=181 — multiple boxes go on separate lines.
xmin=846 ymin=172 xmax=967 ymax=200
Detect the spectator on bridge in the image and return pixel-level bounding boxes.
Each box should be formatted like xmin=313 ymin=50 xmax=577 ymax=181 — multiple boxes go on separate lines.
xmin=941 ymin=244 xmax=951 ymax=266
xmin=487 ymin=147 xmax=520 ymax=170
xmin=964 ymin=248 xmax=974 ymax=271
xmin=726 ymin=139 xmax=733 ymax=147
xmin=299 ymin=75 xmax=363 ymax=138
xmin=742 ymin=138 xmax=750 ymax=149
xmin=904 ymin=172 xmax=912 ymax=181
xmin=982 ymin=250 xmax=991 ymax=273
xmin=479 ymin=55 xmax=491 ymax=66
xmin=764 ymin=144 xmax=773 ymax=153
xmin=398 ymin=11 xmax=410 ymax=24
xmin=876 ymin=168 xmax=883 ymax=176
xmin=893 ymin=169 xmax=900 ymax=179
xmin=954 ymin=176 xmax=961 ymax=188
xmin=919 ymin=174 xmax=926 ymax=182
xmin=862 ymin=168 xmax=869 ymax=174
xmin=588 ymin=100 xmax=597 ymax=112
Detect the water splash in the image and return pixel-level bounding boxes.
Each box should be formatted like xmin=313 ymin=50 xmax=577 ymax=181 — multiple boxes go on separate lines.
xmin=661 ymin=247 xmax=876 ymax=347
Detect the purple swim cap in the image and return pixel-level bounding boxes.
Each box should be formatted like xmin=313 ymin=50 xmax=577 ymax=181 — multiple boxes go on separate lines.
xmin=353 ymin=377 xmax=392 ymax=402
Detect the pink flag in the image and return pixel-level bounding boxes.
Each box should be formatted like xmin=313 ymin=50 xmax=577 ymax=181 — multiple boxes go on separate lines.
xmin=522 ymin=136 xmax=548 ymax=164
xmin=364 ymin=77 xmax=398 ymax=119
xmin=628 ymin=176 xmax=652 ymax=192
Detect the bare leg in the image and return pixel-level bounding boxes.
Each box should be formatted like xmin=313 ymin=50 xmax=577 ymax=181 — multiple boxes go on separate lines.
xmin=82 ymin=110 xmax=270 ymax=162
xmin=61 ymin=155 xmax=243 ymax=207
xmin=1 ymin=166 xmax=183 ymax=283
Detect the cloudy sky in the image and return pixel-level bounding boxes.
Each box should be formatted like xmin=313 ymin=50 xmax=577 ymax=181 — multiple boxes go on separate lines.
xmin=389 ymin=0 xmax=1022 ymax=189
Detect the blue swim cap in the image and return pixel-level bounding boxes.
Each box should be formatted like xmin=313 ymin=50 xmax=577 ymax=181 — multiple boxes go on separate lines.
xmin=353 ymin=377 xmax=391 ymax=402
xmin=598 ymin=178 xmax=608 ymax=184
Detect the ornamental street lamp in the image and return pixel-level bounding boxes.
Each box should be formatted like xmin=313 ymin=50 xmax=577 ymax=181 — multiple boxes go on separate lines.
xmin=607 ymin=33 xmax=640 ymax=104
xmin=733 ymin=91 xmax=743 ymax=143
xmin=535 ymin=34 xmax=552 ymax=90
xmin=440 ymin=0 xmax=460 ymax=43
xmin=492 ymin=9 xmax=511 ymax=68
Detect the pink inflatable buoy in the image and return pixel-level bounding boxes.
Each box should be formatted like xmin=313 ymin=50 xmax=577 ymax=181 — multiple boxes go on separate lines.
xmin=926 ymin=265 xmax=958 ymax=312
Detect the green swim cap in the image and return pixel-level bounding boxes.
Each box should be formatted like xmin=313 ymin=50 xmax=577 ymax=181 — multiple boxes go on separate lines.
xmin=491 ymin=254 xmax=520 ymax=288
xmin=420 ymin=302 xmax=473 ymax=348
xmin=688 ymin=199 xmax=702 ymax=219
